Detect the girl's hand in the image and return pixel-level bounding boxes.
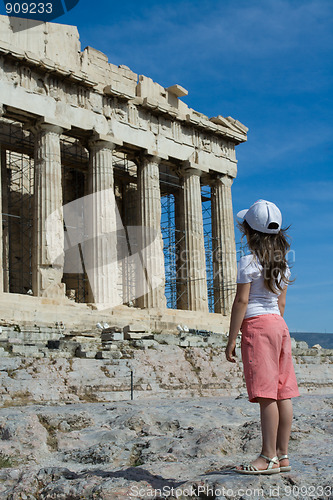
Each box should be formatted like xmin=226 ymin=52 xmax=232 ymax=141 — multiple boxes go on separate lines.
xmin=225 ymin=341 xmax=237 ymax=363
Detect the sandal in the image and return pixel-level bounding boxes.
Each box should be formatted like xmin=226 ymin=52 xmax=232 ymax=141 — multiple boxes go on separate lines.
xmin=278 ymin=454 xmax=291 ymax=472
xmin=236 ymin=454 xmax=280 ymax=475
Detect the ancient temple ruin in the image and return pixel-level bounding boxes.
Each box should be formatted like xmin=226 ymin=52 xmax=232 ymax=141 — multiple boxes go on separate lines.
xmin=0 ymin=15 xmax=247 ymax=333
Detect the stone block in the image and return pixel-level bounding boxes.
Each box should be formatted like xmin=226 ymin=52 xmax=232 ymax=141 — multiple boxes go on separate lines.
xmin=40 ymin=350 xmax=73 ymax=359
xmin=0 ymin=347 xmax=9 ymax=357
xmin=68 ymin=336 xmax=99 ymax=343
xmin=103 ymin=326 xmax=123 ymax=333
xmin=124 ymin=332 xmax=154 ymax=340
xmin=6 ymin=331 xmax=62 ymax=343
xmin=58 ymin=341 xmax=80 ymax=355
xmin=85 ymin=351 xmax=99 ymax=359
xmin=8 ymin=338 xmax=23 ymax=345
xmin=11 ymin=345 xmax=44 ymax=358
xmin=154 ymin=334 xmax=180 ymax=346
xmin=167 ymin=84 xmax=188 ymax=97
xmin=123 ymin=324 xmax=148 ymax=334
xmin=19 ymin=326 xmax=41 ymax=333
xmin=72 ymin=331 xmax=97 ymax=337
xmin=132 ymin=340 xmax=158 ymax=349
xmin=96 ymin=350 xmax=121 ymax=360
xmin=102 ymin=343 xmax=120 ymax=351
xmin=101 ymin=331 xmax=124 ymax=342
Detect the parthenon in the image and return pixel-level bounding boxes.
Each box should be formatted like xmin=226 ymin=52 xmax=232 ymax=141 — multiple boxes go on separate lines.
xmin=0 ymin=15 xmax=247 ymax=332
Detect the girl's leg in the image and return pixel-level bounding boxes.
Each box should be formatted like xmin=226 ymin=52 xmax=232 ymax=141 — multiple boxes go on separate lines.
xmin=257 ymin=397 xmax=280 ymax=468
xmin=276 ymin=398 xmax=293 ymax=468
xmin=237 ymin=397 xmax=280 ymax=470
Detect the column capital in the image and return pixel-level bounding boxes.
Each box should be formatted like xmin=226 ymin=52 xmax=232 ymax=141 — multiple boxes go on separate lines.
xmin=29 ymin=121 xmax=64 ymax=136
xmin=180 ymin=162 xmax=203 ymax=178
xmin=87 ymin=132 xmax=121 ymax=151
xmin=88 ymin=138 xmax=116 ymax=152
xmin=136 ymin=152 xmax=161 ymax=168
xmin=213 ymin=174 xmax=234 ymax=188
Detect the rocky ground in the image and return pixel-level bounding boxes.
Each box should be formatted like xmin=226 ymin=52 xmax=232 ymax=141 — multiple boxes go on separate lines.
xmin=0 ymin=394 xmax=332 ymax=499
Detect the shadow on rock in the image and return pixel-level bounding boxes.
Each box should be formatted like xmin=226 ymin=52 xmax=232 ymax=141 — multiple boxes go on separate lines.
xmin=67 ymin=466 xmax=186 ymax=489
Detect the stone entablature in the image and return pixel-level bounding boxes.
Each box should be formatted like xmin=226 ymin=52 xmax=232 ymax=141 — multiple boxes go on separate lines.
xmin=0 ymin=15 xmax=247 ymax=176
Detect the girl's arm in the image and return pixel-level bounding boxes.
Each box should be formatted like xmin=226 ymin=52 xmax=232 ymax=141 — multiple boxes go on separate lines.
xmin=225 ymin=283 xmax=251 ymax=363
xmin=278 ymin=286 xmax=288 ymax=317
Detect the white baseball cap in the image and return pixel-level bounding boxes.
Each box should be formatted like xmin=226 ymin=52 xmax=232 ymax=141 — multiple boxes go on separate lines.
xmin=237 ymin=199 xmax=282 ymax=234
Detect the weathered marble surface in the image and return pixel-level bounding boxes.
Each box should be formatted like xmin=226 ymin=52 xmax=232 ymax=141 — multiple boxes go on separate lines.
xmin=0 ymin=395 xmax=332 ymax=499
xmin=0 ymin=338 xmax=332 ymax=407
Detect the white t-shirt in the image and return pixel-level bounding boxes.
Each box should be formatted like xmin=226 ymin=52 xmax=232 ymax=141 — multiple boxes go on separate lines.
xmin=237 ymin=254 xmax=290 ymax=319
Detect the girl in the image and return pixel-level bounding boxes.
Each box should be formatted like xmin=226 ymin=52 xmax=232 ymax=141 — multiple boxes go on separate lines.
xmin=225 ymin=199 xmax=300 ymax=475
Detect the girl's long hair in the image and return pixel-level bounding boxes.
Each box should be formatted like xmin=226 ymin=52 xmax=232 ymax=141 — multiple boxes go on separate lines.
xmin=239 ymin=220 xmax=293 ymax=293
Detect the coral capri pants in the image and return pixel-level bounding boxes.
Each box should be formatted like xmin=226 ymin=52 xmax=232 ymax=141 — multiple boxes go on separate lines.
xmin=240 ymin=314 xmax=300 ymax=403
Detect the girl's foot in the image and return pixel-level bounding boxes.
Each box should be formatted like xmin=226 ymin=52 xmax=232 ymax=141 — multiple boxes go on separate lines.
xmin=278 ymin=454 xmax=291 ymax=472
xmin=236 ymin=454 xmax=280 ymax=474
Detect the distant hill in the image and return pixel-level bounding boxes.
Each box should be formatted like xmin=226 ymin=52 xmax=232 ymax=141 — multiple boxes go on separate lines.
xmin=290 ymin=332 xmax=333 ymax=349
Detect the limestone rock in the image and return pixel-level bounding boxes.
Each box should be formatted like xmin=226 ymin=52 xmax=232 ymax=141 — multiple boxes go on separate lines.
xmin=0 ymin=395 xmax=331 ymax=499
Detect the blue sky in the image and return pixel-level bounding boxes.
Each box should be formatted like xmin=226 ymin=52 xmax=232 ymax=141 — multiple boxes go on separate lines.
xmin=5 ymin=0 xmax=333 ymax=332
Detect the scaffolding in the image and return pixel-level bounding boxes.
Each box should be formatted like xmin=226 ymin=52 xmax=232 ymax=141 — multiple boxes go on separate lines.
xmin=61 ymin=137 xmax=88 ymax=303
xmin=201 ymin=184 xmax=216 ymax=313
xmin=161 ymin=192 xmax=177 ymax=309
xmin=5 ymin=150 xmax=34 ymax=294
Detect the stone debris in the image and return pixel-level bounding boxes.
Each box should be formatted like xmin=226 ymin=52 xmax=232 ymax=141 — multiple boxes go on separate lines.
xmin=123 ymin=324 xmax=154 ymax=340
xmin=101 ymin=331 xmax=125 ymax=342
xmin=0 ymin=321 xmax=331 ymax=408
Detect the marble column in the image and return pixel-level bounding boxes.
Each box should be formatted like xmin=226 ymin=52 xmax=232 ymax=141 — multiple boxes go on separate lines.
xmin=0 ymin=146 xmax=4 ymax=293
xmin=136 ymin=155 xmax=166 ymax=309
xmin=182 ymin=167 xmax=208 ymax=312
xmin=211 ymin=174 xmax=237 ymax=315
xmin=85 ymin=139 xmax=119 ymax=308
xmin=0 ymin=106 xmax=8 ymax=293
xmin=32 ymin=123 xmax=65 ymax=298
xmin=0 ymin=146 xmax=9 ymax=293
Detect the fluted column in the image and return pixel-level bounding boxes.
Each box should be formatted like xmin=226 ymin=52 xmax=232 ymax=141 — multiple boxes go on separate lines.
xmin=85 ymin=139 xmax=119 ymax=308
xmin=0 ymin=145 xmax=4 ymax=293
xmin=182 ymin=167 xmax=208 ymax=312
xmin=32 ymin=123 xmax=65 ymax=298
xmin=136 ymin=155 xmax=166 ymax=309
xmin=211 ymin=174 xmax=237 ymax=315
xmin=1 ymin=147 xmax=9 ymax=293
xmin=0 ymin=106 xmax=5 ymax=293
